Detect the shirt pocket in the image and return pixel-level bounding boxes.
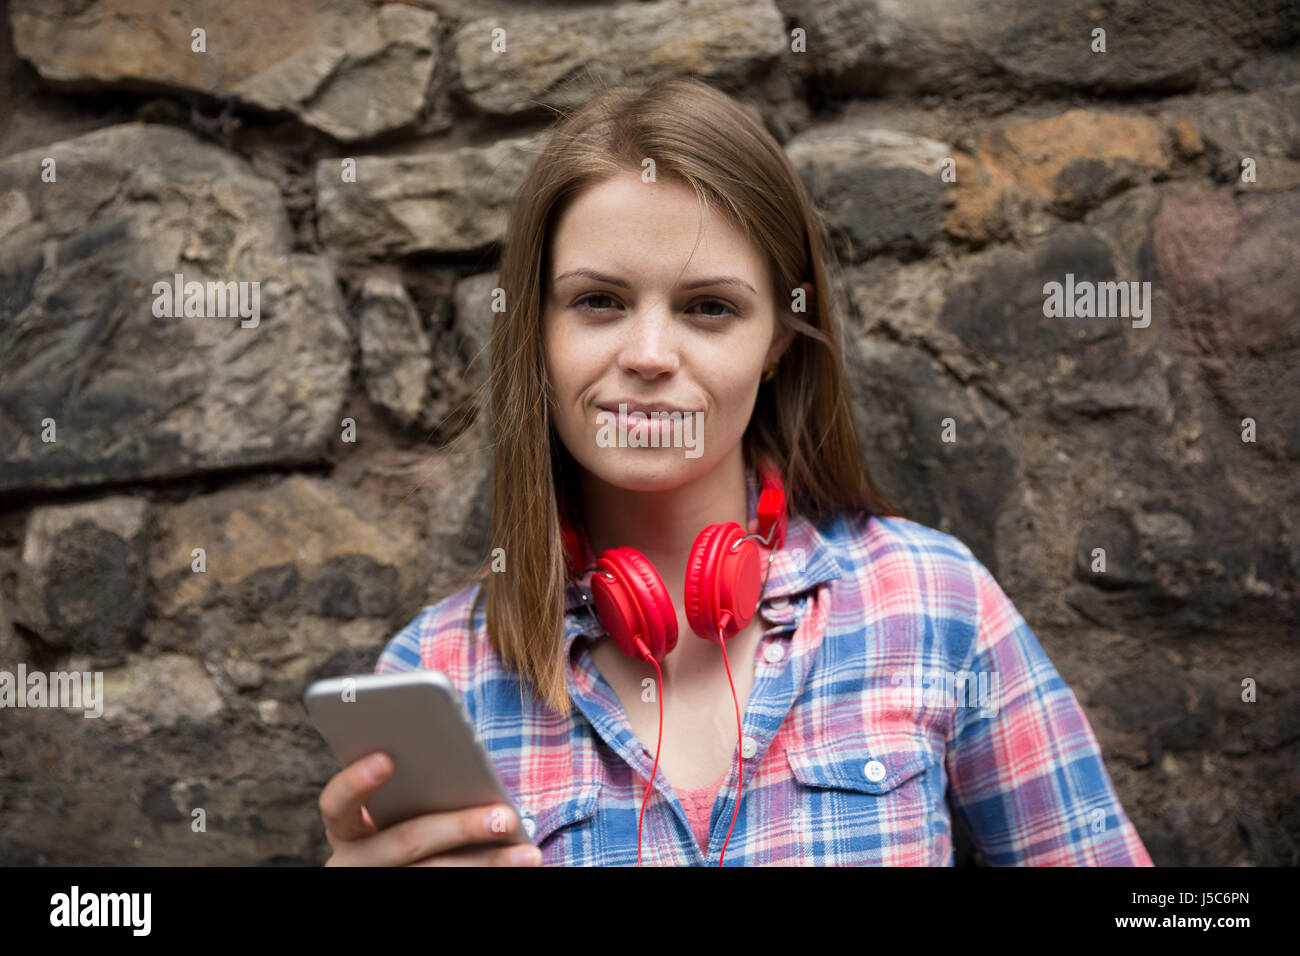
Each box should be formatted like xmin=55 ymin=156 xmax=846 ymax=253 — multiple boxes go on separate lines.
xmin=513 ymin=780 xmax=603 ymax=865
xmin=785 ymin=731 xmax=940 ymax=866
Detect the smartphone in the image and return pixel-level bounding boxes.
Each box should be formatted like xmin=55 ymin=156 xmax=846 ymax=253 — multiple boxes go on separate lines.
xmin=303 ymin=670 xmax=529 ymax=843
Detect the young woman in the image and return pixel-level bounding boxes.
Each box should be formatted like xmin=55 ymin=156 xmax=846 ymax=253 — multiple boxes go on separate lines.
xmin=318 ymin=77 xmax=1153 ymax=867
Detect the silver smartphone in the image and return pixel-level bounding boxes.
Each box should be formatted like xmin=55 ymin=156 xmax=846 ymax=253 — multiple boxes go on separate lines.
xmin=303 ymin=670 xmax=529 ymax=843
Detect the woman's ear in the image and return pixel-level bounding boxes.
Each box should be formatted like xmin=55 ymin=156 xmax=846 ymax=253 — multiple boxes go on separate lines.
xmin=773 ymin=320 xmax=796 ymax=360
xmin=772 ymin=283 xmax=808 ymax=355
xmin=763 ymin=321 xmax=796 ymax=375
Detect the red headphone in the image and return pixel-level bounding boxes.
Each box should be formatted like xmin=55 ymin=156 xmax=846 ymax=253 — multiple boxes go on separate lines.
xmin=556 ymin=459 xmax=789 ymax=865
xmin=558 ymin=459 xmax=789 ymax=662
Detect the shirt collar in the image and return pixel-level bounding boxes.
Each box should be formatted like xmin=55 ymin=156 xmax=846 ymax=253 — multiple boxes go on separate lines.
xmin=562 ymin=463 xmax=843 ymax=646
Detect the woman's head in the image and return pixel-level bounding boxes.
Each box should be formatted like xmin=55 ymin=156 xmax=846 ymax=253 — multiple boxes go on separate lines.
xmin=477 ymin=77 xmax=897 ymax=714
xmin=542 ymin=166 xmax=799 ymax=492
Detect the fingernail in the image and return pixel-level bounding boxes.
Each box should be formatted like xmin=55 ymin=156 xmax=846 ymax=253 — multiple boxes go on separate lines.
xmin=364 ymin=753 xmax=389 ymax=782
xmin=513 ymin=846 xmax=542 ymax=866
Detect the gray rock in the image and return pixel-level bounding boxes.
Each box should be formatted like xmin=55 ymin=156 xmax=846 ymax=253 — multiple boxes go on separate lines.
xmin=0 ymin=123 xmax=352 ymax=494
xmin=13 ymin=496 xmax=148 ymax=663
xmin=238 ymin=564 xmax=300 ymax=618
xmin=1184 ymin=85 xmax=1300 ymax=187
xmin=847 ymin=206 xmax=1297 ymax=633
xmin=100 ymin=653 xmax=225 ymax=742
xmin=978 ymin=0 xmax=1230 ymax=92
xmin=1230 ymin=52 xmax=1300 ymax=92
xmin=302 ymin=554 xmax=400 ymax=620
xmin=9 ymin=0 xmax=438 ymax=141
xmin=147 ymin=475 xmax=427 ymax=660
xmin=849 ymin=335 xmax=1017 ymax=577
xmin=453 ymin=0 xmax=784 ymax=115
xmin=1046 ymin=355 xmax=1174 ymax=424
xmin=224 ymin=658 xmax=264 ymax=690
xmin=794 ymin=0 xmax=1299 ymax=95
xmin=315 ymin=135 xmax=544 ymax=257
xmin=359 ymin=275 xmax=432 ymax=429
xmin=452 ymin=271 xmax=501 ymax=385
xmin=1153 ymin=187 xmax=1300 ymax=460
xmin=1073 ymin=506 xmax=1147 ymax=589
xmin=1064 ymin=449 xmax=1297 ymax=631
xmin=938 ymin=223 xmax=1124 ymax=367
xmin=787 ymin=125 xmax=947 ymax=260
xmin=792 ymin=0 xmax=994 ymax=94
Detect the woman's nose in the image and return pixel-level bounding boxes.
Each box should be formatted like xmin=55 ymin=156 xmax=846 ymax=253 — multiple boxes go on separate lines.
xmin=617 ymin=302 xmax=680 ymax=377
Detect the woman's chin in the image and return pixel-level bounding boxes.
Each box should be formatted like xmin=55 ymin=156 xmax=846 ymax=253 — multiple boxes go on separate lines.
xmin=580 ymin=448 xmax=706 ymax=491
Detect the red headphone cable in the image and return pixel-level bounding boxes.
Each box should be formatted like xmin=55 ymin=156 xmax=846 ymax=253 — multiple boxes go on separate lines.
xmin=634 ymin=636 xmax=663 ymax=867
xmin=634 ymin=611 xmax=744 ymax=868
xmin=715 ymin=610 xmax=743 ymax=867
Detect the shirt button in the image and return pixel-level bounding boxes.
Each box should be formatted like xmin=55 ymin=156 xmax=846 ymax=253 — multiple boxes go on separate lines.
xmin=863 ymin=760 xmax=887 ymax=783
xmin=763 ymin=642 xmax=785 ymax=663
xmin=768 ymin=596 xmax=789 ymax=609
xmin=521 ymin=817 xmax=536 ymax=839
xmin=741 ymin=736 xmax=758 ymax=759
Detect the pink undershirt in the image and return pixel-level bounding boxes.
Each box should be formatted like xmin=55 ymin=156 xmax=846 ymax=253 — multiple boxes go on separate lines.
xmin=678 ymin=767 xmax=729 ymax=854
xmin=676 ymin=615 xmax=775 ymax=853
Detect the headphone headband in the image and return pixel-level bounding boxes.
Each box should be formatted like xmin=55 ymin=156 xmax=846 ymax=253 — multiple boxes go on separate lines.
xmin=754 ymin=457 xmax=788 ymax=551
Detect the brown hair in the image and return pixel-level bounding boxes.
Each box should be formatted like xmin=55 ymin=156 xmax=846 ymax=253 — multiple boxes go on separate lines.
xmin=454 ymin=76 xmax=898 ymax=716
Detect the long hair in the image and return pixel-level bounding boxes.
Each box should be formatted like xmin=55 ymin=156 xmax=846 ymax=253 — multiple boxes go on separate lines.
xmin=456 ymin=76 xmax=898 ymax=716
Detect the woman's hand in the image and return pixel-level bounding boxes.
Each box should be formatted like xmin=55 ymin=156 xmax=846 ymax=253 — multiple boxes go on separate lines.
xmin=319 ymin=751 xmax=544 ymax=866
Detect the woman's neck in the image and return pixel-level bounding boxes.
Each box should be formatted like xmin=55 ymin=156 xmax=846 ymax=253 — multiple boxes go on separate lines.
xmin=577 ymin=447 xmax=751 ymax=606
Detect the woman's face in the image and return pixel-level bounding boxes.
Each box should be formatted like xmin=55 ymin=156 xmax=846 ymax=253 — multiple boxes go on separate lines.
xmin=542 ymin=169 xmax=795 ymax=491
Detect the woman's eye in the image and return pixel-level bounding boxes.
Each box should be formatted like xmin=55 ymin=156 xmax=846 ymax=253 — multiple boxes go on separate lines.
xmin=574 ymin=292 xmax=619 ymax=312
xmin=692 ymin=299 xmax=738 ymax=320
xmin=572 ymin=294 xmax=738 ymax=319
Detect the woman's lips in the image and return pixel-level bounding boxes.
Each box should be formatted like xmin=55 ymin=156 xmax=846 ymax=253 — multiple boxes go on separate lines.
xmin=597 ymin=402 xmax=695 ymax=415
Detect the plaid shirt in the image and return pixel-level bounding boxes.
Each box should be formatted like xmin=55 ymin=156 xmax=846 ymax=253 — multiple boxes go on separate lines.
xmin=375 ymin=466 xmax=1153 ymax=867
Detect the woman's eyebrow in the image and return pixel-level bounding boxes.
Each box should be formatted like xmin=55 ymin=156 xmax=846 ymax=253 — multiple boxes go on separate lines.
xmin=552 ymin=269 xmax=757 ymax=295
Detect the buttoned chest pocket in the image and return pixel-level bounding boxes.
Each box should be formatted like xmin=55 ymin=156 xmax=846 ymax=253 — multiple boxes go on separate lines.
xmin=513 ymin=781 xmax=603 ymax=866
xmin=785 ymin=732 xmax=940 ymax=866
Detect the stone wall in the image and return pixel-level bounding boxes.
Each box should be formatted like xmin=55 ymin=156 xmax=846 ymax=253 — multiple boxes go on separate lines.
xmin=1 ymin=0 xmax=1297 ymax=865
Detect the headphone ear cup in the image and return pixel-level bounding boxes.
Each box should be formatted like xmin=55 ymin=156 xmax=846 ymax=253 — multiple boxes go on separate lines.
xmin=686 ymin=523 xmax=761 ymax=641
xmin=591 ymin=547 xmax=678 ymax=660
xmin=684 ymin=524 xmax=723 ymax=639
xmin=716 ymin=527 xmax=761 ymax=635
